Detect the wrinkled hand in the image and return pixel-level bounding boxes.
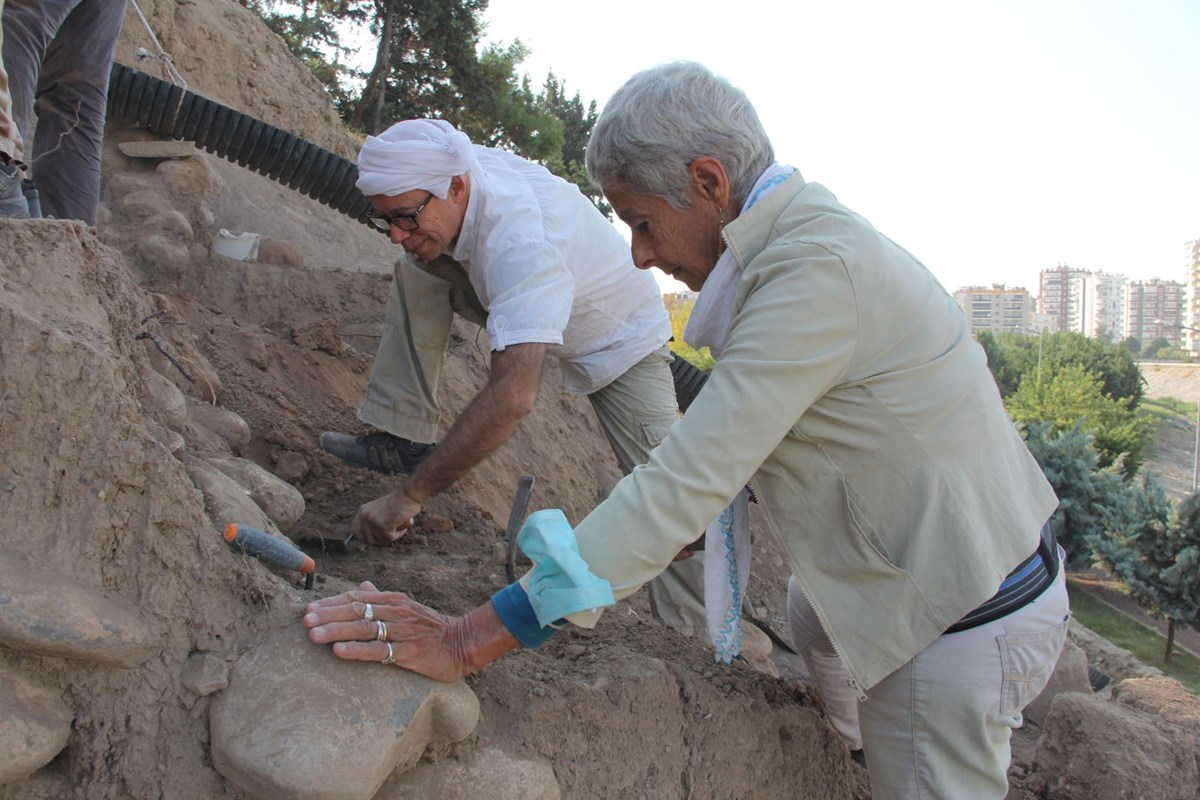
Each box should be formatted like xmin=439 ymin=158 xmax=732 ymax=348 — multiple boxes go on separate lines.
xmin=352 ymin=487 xmax=422 ymax=546
xmin=303 ymin=581 xmax=476 ymax=682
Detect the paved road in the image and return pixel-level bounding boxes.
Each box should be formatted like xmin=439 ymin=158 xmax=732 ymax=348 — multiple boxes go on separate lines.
xmin=1069 ymin=568 xmax=1200 ymax=659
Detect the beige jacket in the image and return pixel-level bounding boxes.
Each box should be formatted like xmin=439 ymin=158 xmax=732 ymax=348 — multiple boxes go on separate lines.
xmin=561 ymin=172 xmax=1058 ymax=691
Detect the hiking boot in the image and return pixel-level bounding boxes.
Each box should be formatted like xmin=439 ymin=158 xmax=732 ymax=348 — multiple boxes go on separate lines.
xmin=318 ymin=431 xmax=435 ymax=475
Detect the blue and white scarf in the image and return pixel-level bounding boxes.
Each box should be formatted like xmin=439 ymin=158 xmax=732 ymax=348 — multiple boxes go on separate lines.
xmin=685 ymin=162 xmax=795 ymax=663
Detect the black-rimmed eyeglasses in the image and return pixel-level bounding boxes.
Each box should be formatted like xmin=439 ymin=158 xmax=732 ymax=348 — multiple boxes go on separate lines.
xmin=365 ymin=192 xmax=435 ymax=233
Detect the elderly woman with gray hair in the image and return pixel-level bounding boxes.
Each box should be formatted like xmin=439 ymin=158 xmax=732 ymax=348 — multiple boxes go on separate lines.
xmin=305 ymin=61 xmax=1069 ymax=799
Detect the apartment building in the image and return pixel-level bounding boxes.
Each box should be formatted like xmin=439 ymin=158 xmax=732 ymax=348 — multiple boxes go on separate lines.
xmin=1125 ymin=278 xmax=1186 ymax=348
xmin=952 ymin=285 xmax=1034 ymax=334
xmin=1038 ymin=263 xmax=1088 ymax=333
xmin=1187 ymin=239 xmax=1200 ymax=352
xmin=1081 ymin=272 xmax=1127 ymax=342
xmin=1036 ymin=264 xmax=1129 ymax=341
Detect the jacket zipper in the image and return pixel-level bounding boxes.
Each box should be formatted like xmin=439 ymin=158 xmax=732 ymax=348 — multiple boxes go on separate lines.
xmin=724 ymin=225 xmax=869 ymax=702
xmin=749 ymin=479 xmax=868 ymax=702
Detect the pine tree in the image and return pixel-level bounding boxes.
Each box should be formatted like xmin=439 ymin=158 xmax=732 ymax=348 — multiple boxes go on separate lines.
xmin=1091 ymin=477 xmax=1200 ymax=662
xmin=1021 ymin=420 xmax=1126 ymax=569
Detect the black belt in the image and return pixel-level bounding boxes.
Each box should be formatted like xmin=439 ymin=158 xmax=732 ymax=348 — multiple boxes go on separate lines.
xmin=945 ymin=521 xmax=1059 ymax=634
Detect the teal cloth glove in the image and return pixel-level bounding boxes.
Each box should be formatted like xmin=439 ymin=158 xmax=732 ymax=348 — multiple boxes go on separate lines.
xmin=520 ymin=509 xmax=615 ymax=627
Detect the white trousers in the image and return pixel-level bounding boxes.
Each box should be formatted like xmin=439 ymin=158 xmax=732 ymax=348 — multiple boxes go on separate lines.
xmin=787 ymin=551 xmax=1070 ymax=800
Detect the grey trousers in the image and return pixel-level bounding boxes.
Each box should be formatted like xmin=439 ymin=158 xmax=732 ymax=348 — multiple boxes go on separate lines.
xmin=0 ymin=0 xmax=29 ymax=218
xmin=361 ymin=256 xmax=709 ymax=636
xmin=2 ymin=0 xmax=127 ymax=224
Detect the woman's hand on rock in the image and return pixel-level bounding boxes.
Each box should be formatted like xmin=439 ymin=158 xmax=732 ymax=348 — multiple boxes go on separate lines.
xmin=303 ymin=581 xmax=476 ymax=682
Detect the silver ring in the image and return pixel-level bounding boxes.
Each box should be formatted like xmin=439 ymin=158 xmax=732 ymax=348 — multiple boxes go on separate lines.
xmin=381 ymin=641 xmax=394 ymax=665
xmin=363 ymin=603 xmax=374 ymax=622
xmin=375 ymin=620 xmax=388 ymax=642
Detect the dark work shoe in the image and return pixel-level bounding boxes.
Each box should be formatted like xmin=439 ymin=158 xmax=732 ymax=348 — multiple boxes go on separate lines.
xmin=850 ymin=749 xmax=867 ymax=768
xmin=318 ymin=431 xmax=435 ymax=475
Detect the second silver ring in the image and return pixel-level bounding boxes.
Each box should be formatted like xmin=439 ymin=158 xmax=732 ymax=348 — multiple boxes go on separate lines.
xmin=375 ymin=620 xmax=388 ymax=642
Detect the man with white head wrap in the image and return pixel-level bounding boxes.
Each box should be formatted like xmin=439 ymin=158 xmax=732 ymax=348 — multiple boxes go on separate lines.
xmin=320 ymin=119 xmax=709 ymax=638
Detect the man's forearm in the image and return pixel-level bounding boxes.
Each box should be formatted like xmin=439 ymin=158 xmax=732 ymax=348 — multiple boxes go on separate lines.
xmin=403 ymin=342 xmax=546 ymax=503
xmin=403 ymin=384 xmax=529 ymax=501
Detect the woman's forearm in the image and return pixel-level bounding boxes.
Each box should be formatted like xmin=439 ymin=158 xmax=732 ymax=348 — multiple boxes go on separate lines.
xmin=457 ymin=601 xmax=523 ymax=674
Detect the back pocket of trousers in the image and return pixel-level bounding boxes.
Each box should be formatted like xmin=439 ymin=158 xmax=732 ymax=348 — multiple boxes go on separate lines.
xmin=997 ymin=617 xmax=1070 ymax=717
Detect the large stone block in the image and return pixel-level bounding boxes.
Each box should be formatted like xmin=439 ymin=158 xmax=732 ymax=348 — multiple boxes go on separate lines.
xmin=185 ymin=455 xmax=280 ymax=536
xmin=0 ymin=558 xmax=154 ymax=667
xmin=1034 ymin=691 xmax=1199 ymax=800
xmin=141 ymin=363 xmax=188 ymax=432
xmin=205 ymin=455 xmax=305 ymax=532
xmin=376 ymin=747 xmax=560 ymax=800
xmin=186 ymin=399 xmax=252 ymax=455
xmin=0 ymin=667 xmax=72 ymax=785
xmin=210 ymin=625 xmax=479 ymax=800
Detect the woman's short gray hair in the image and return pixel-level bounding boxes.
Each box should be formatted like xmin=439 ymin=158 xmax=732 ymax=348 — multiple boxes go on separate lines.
xmin=586 ymin=61 xmax=774 ymax=209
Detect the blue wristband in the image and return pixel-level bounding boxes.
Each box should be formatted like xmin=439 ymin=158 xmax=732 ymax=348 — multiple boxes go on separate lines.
xmin=491 ymin=582 xmax=557 ymax=649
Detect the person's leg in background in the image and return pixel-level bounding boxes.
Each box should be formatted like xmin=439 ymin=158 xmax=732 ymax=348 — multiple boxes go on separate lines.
xmin=0 ymin=0 xmax=29 ymax=219
xmin=786 ymin=576 xmax=865 ymax=755
xmin=3 ymin=0 xmax=127 ymax=224
xmin=321 ymin=256 xmax=484 ymax=474
xmin=588 ymin=344 xmax=709 ymax=638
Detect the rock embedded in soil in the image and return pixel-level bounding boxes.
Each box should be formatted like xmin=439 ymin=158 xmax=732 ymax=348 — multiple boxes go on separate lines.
xmin=118 ymin=140 xmax=198 ymax=160
xmin=273 ymin=450 xmax=310 ymax=483
xmin=210 ymin=624 xmax=480 ymax=800
xmin=291 ymin=317 xmax=340 ymax=354
xmin=375 ymin=746 xmax=561 ymax=800
xmin=186 ymin=399 xmax=252 ymax=455
xmin=141 ymin=363 xmax=189 ymax=432
xmin=185 ymin=456 xmax=283 ymax=538
xmin=1112 ymin=676 xmax=1200 ymax=740
xmin=0 ymin=558 xmax=154 ymax=667
xmin=0 ymin=667 xmax=73 ymax=785
xmin=181 ymin=651 xmax=232 ymax=697
xmin=1033 ymin=690 xmax=1199 ymax=800
xmin=205 ymin=454 xmax=305 ymax=531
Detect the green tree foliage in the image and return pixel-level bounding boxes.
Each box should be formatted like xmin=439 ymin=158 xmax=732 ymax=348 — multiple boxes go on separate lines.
xmin=1142 ymin=337 xmax=1172 ymax=359
xmin=248 ymin=0 xmax=604 ymax=209
xmin=1007 ymin=363 xmax=1151 ymax=477
xmin=1162 ymin=494 xmax=1200 ymax=653
xmin=536 ymin=74 xmax=608 ymax=214
xmin=661 ymin=294 xmax=714 ymax=371
xmin=1091 ymin=476 xmax=1200 ymax=662
xmin=980 ymin=331 xmax=1144 ymax=407
xmin=1021 ymin=420 xmax=1126 ymax=570
xmin=449 ymin=46 xmax=563 ymax=162
xmin=1123 ymin=336 xmax=1141 ymax=356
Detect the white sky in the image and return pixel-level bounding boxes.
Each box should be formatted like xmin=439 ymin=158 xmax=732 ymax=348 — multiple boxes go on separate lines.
xmin=481 ymin=0 xmax=1200 ymax=296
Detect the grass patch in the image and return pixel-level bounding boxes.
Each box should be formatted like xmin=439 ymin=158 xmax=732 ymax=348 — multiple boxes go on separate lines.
xmin=1067 ymin=582 xmax=1200 ymax=694
xmin=1139 ymin=396 xmax=1195 ymax=423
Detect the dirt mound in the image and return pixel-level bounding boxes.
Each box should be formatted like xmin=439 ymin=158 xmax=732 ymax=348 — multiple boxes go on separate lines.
xmin=0 ymin=211 xmax=866 ymax=797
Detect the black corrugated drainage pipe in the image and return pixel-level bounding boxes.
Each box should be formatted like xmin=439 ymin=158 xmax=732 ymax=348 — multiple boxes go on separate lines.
xmin=105 ymin=62 xmax=379 ymax=232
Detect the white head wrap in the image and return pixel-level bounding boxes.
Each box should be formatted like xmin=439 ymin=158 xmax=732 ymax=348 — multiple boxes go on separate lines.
xmin=355 ymin=119 xmax=481 ymax=199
